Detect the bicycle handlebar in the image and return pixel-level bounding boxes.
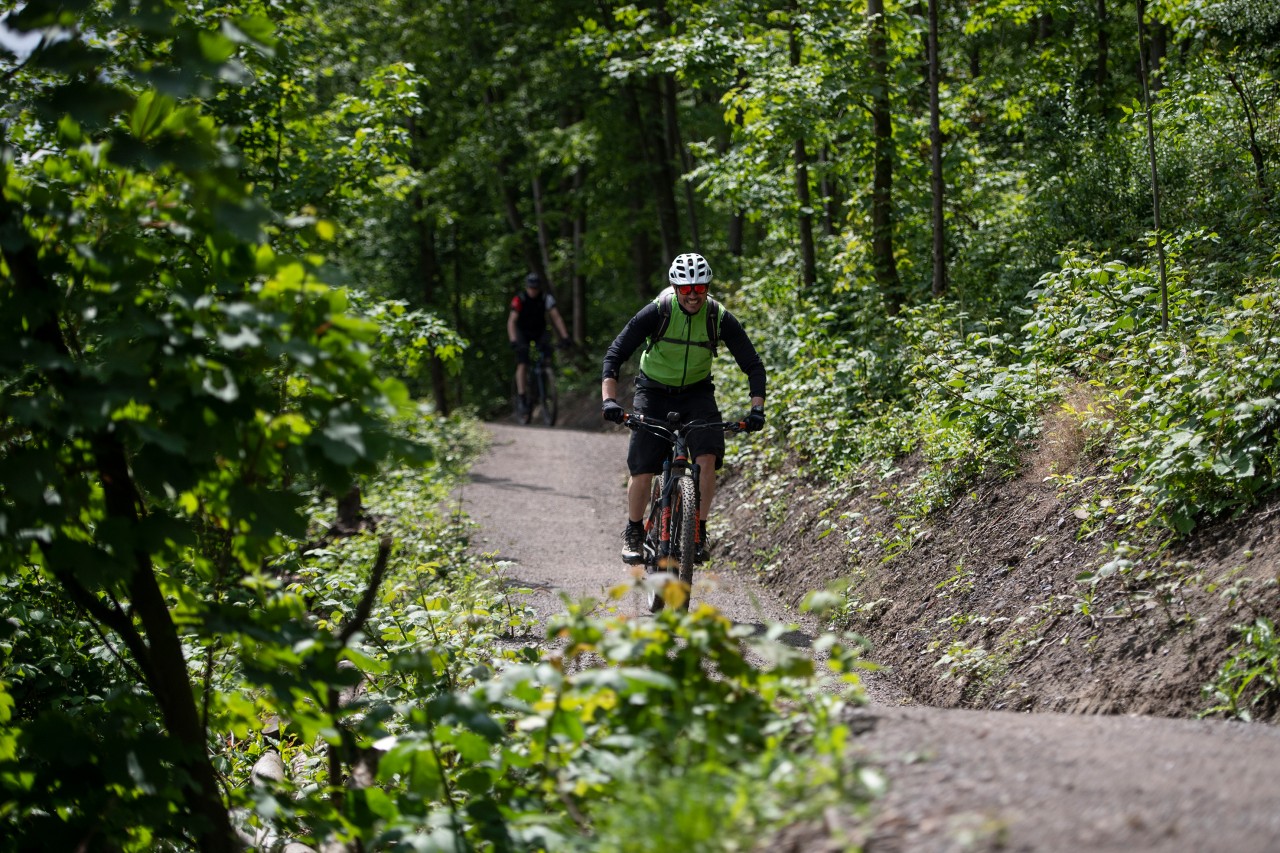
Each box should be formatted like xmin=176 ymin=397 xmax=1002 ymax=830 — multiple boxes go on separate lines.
xmin=621 ymin=410 xmax=748 ymax=436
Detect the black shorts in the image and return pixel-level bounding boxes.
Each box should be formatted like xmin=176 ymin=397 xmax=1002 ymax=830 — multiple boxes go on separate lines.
xmin=627 ymin=381 xmax=724 ymax=475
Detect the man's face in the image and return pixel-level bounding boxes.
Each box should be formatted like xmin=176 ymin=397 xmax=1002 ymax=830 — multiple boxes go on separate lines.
xmin=675 ymin=284 xmax=707 ymax=314
xmin=526 ymin=284 xmax=542 ymax=298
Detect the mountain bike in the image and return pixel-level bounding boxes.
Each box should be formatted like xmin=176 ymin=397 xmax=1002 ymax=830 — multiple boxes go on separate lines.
xmin=622 ymin=410 xmax=746 ymax=612
xmin=512 ymin=343 xmax=558 ymax=426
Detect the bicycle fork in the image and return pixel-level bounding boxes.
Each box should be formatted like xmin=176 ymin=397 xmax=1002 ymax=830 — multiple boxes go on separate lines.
xmin=655 ymin=456 xmax=702 ymax=568
xmin=657 ymin=459 xmax=674 ymax=566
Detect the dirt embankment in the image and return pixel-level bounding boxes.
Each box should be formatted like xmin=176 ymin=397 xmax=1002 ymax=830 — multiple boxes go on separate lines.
xmin=715 ymin=411 xmax=1280 ymax=722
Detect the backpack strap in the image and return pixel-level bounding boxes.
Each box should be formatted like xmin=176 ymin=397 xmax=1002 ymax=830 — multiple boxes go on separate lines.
xmin=644 ymin=291 xmax=721 ymax=356
xmin=643 ymin=291 xmax=674 ymax=354
xmin=706 ymin=297 xmax=721 ymax=357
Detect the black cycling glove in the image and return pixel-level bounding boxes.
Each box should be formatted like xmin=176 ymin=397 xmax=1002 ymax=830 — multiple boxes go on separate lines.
xmin=602 ymin=398 xmax=625 ymax=424
xmin=744 ymin=405 xmax=765 ymax=432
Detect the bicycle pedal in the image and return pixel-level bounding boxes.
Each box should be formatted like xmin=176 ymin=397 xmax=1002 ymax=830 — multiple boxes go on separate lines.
xmin=622 ymin=554 xmax=645 ymax=565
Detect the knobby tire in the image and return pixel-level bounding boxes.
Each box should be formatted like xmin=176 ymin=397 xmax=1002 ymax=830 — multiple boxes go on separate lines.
xmin=539 ymin=364 xmax=557 ymax=427
xmin=644 ymin=474 xmax=666 ymax=613
xmin=672 ymin=475 xmax=697 ymax=604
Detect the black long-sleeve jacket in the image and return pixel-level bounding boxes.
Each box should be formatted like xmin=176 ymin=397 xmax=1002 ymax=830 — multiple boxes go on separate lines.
xmin=601 ymin=302 xmax=767 ymax=400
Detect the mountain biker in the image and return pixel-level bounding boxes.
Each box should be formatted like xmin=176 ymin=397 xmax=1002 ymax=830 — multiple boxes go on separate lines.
xmin=601 ymin=252 xmax=766 ymax=565
xmin=509 ymin=272 xmax=571 ymax=416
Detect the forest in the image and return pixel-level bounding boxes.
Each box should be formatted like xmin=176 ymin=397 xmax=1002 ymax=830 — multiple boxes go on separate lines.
xmin=2 ymin=0 xmax=1278 ymax=849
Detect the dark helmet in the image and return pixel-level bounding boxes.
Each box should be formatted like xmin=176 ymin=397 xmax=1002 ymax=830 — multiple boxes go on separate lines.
xmin=524 ymin=272 xmax=544 ymax=288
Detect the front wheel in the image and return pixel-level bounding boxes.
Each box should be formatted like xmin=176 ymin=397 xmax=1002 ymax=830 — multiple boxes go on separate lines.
xmin=538 ymin=364 xmax=557 ymax=427
xmin=671 ymin=475 xmax=697 ymax=607
xmin=643 ymin=475 xmax=665 ymax=614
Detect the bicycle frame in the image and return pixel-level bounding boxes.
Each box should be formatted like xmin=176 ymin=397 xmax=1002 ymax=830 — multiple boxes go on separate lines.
xmin=623 ymin=410 xmax=746 ymax=609
xmin=524 ymin=344 xmax=551 ymax=402
xmin=514 ymin=343 xmax=557 ymax=426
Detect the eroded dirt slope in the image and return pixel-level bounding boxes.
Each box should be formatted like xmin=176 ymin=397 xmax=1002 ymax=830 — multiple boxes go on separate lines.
xmin=715 ymin=415 xmax=1280 ymax=722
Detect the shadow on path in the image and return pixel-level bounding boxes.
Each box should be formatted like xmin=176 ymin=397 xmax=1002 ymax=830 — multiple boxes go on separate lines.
xmin=467 ymin=473 xmax=596 ymax=502
xmin=738 ymin=623 xmax=814 ymax=649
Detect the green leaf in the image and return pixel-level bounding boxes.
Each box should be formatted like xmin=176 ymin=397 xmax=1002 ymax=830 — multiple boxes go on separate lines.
xmin=198 ymin=30 xmax=236 ymax=63
xmin=316 ymin=420 xmax=367 ymax=465
xmin=130 ymin=90 xmax=176 ymax=141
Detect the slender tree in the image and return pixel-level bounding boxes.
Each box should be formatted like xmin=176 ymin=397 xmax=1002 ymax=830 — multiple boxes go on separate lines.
xmin=1095 ymin=0 xmax=1110 ymax=94
xmin=633 ymin=80 xmax=683 ymax=262
xmin=868 ymin=0 xmax=902 ymax=310
xmin=1136 ymin=0 xmax=1169 ymax=329
xmin=790 ymin=23 xmax=818 ymax=287
xmin=927 ymin=0 xmax=947 ymax=298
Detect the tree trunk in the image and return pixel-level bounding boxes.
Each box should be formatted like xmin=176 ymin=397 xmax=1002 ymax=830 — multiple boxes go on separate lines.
xmin=334 ymin=484 xmax=367 ymax=535
xmin=532 ymin=173 xmax=555 ymax=285
xmin=497 ymin=160 xmax=539 ymax=274
xmin=630 ymin=194 xmax=657 ymax=298
xmin=406 ymin=117 xmax=451 ymax=414
xmin=1149 ymin=19 xmax=1167 ymax=93
xmin=928 ymin=0 xmax=948 ymax=298
xmin=1095 ymin=0 xmax=1110 ymax=94
xmin=413 ymin=196 xmax=451 ymax=415
xmin=1225 ymin=70 xmax=1271 ymax=203
xmin=1 ymin=199 xmax=237 ymax=851
xmin=723 ymin=81 xmax=747 ymax=257
xmin=794 ymin=137 xmax=818 ymax=287
xmin=571 ymin=166 xmax=588 ymax=342
xmin=819 ymin=146 xmax=843 ymax=237
xmin=1136 ymin=0 xmax=1169 ymax=329
xmin=790 ymin=26 xmax=817 ymax=287
xmin=663 ymin=74 xmax=700 ymax=252
xmin=626 ymin=81 xmax=681 ymax=262
xmin=728 ymin=214 xmax=744 ymax=257
xmin=449 ymin=221 xmax=467 ymax=407
xmin=868 ymin=0 xmax=903 ymax=311
xmin=484 ymin=88 xmax=541 ymax=276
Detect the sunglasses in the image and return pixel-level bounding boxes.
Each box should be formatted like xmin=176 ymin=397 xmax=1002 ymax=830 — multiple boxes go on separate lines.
xmin=675 ymin=283 xmax=709 ymax=295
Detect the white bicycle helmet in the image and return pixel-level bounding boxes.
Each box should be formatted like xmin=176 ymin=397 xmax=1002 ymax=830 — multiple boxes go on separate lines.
xmin=668 ymin=252 xmax=712 ymax=285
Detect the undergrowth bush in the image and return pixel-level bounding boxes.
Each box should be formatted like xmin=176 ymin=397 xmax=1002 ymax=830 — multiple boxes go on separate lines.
xmin=239 ymin=475 xmax=879 ymax=849
xmin=1025 ymin=239 xmax=1280 ymax=533
xmin=2 ymin=409 xmax=878 ymax=850
xmin=740 ymin=279 xmax=1061 ymax=523
xmin=1201 ymin=617 xmax=1280 ymax=721
xmin=734 ymin=225 xmax=1280 ymax=542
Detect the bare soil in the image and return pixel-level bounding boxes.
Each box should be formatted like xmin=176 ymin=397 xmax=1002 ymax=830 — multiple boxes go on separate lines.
xmin=461 ymin=402 xmax=1280 ymax=852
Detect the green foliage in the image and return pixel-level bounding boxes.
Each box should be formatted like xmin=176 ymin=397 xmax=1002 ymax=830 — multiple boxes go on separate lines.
xmin=1 ymin=399 xmax=877 ymax=848
xmin=216 ymin=462 xmax=875 ymax=849
xmin=7 ymin=0 xmax=1280 ymax=839
xmin=745 ymin=271 xmax=1061 ymax=523
xmin=1025 ymin=245 xmax=1280 ymax=532
xmin=743 ymin=220 xmax=1280 ymax=541
xmin=1202 ymin=618 xmax=1280 ymax=721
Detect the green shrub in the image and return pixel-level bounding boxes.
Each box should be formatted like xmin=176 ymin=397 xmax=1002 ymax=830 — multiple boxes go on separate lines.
xmin=1202 ymin=618 xmax=1280 ymax=721
xmin=1025 ymin=242 xmax=1280 ymax=532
